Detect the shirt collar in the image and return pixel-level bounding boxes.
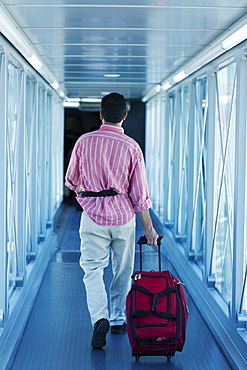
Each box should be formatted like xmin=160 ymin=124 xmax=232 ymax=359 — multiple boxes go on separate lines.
xmin=100 ymin=124 xmax=124 ymax=134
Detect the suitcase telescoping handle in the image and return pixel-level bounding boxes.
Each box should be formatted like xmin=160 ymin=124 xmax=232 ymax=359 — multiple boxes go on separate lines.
xmin=137 ymin=236 xmax=163 ymax=271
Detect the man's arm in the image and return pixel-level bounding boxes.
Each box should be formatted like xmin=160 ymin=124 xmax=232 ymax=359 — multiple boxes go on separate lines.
xmin=65 ymin=141 xmax=82 ymax=191
xmin=137 ymin=209 xmax=159 ymax=246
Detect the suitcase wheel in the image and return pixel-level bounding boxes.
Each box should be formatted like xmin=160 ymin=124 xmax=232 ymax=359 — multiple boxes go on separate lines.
xmin=166 ymin=353 xmax=175 ymax=361
xmin=132 ymin=352 xmax=141 ymax=360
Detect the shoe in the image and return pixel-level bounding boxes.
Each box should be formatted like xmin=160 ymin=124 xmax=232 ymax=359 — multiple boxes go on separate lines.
xmin=111 ymin=323 xmax=126 ymax=334
xmin=91 ymin=318 xmax=110 ymax=349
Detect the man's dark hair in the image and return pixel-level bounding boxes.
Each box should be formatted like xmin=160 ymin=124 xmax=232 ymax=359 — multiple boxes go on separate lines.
xmin=101 ymin=92 xmax=127 ymax=123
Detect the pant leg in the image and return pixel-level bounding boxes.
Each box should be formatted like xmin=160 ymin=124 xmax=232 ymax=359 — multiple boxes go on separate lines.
xmin=109 ymin=216 xmax=136 ymax=326
xmin=79 ymin=213 xmax=111 ymax=326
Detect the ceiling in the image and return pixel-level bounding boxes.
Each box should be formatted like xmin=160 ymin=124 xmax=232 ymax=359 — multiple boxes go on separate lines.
xmin=1 ymin=0 xmax=247 ymax=101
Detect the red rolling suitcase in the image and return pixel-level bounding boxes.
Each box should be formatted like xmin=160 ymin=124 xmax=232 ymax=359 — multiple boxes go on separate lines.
xmin=126 ymin=236 xmax=188 ymax=360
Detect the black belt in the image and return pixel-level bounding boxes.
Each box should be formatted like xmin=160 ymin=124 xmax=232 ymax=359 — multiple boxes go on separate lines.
xmin=77 ymin=189 xmax=118 ymax=197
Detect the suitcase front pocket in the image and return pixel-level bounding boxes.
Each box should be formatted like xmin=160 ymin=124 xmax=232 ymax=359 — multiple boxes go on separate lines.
xmin=130 ymin=278 xmax=178 ymax=343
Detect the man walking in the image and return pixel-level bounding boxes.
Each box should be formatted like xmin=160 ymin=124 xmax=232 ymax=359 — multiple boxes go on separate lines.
xmin=65 ymin=92 xmax=158 ymax=349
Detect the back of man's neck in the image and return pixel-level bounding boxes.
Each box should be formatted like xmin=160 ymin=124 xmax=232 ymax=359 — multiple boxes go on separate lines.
xmin=103 ymin=121 xmax=122 ymax=127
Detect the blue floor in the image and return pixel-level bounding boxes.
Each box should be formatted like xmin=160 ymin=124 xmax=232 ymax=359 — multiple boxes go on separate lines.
xmin=9 ymin=202 xmax=233 ymax=370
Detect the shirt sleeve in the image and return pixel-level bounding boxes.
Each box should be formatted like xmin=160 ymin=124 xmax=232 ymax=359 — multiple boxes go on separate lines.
xmin=128 ymin=149 xmax=152 ymax=213
xmin=65 ymin=140 xmax=82 ymax=191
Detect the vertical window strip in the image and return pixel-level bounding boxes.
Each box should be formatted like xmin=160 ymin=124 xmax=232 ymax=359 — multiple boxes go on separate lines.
xmin=158 ymin=96 xmax=166 ymax=220
xmin=166 ymin=96 xmax=175 ymax=224
xmin=0 ymin=51 xmax=4 ymax=326
xmin=210 ymin=65 xmax=236 ymax=302
xmin=154 ymin=98 xmax=161 ymax=213
xmin=146 ymin=102 xmax=155 ymax=206
xmin=233 ymin=55 xmax=247 ymax=322
xmin=176 ymin=86 xmax=189 ymax=239
xmin=190 ymin=77 xmax=208 ymax=266
xmin=46 ymin=94 xmax=52 ymax=225
xmin=51 ymin=98 xmax=64 ymax=212
xmin=25 ymin=77 xmax=35 ymax=258
xmin=173 ymin=91 xmax=182 ymax=234
xmin=6 ymin=62 xmax=19 ymax=297
xmin=37 ymin=86 xmax=45 ymax=241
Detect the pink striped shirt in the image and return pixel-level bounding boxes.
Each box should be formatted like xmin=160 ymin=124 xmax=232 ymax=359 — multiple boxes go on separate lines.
xmin=65 ymin=124 xmax=152 ymax=225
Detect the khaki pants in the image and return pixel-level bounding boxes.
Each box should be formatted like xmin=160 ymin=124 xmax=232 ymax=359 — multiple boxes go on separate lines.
xmin=79 ymin=213 xmax=136 ymax=326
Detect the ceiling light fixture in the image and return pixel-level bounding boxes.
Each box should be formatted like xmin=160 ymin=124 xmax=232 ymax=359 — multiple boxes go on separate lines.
xmin=221 ymin=23 xmax=247 ymax=50
xmin=66 ymin=98 xmax=80 ymax=102
xmin=81 ymin=98 xmax=101 ymax=103
xmin=173 ymin=71 xmax=187 ymax=83
xmin=51 ymin=81 xmax=59 ymax=90
xmin=161 ymin=82 xmax=172 ymax=91
xmin=104 ymin=74 xmax=120 ymax=78
xmin=28 ymin=54 xmax=42 ymax=70
xmin=63 ymin=102 xmax=80 ymax=108
xmin=142 ymin=84 xmax=161 ymax=102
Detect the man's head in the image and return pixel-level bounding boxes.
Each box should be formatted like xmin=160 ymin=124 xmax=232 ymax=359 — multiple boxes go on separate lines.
xmin=101 ymin=92 xmax=127 ymax=124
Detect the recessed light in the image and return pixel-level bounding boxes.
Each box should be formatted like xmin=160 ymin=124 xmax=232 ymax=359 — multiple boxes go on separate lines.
xmin=63 ymin=102 xmax=80 ymax=107
xmin=81 ymin=98 xmax=101 ymax=103
xmin=104 ymin=74 xmax=120 ymax=78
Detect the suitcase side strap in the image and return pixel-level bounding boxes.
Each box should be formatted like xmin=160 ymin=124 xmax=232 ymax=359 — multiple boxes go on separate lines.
xmin=131 ymin=310 xmax=176 ymax=319
xmin=131 ymin=284 xmax=177 ymax=296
